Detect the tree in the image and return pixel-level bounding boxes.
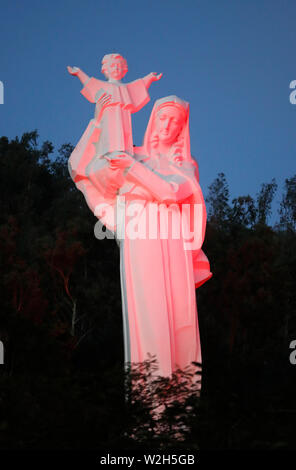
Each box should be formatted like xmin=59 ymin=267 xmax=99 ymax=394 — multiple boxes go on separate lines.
xmin=256 ymin=178 xmax=277 ymax=225
xmin=279 ymin=175 xmax=296 ymax=231
xmin=230 ymin=195 xmax=257 ymax=227
xmin=1 ymin=131 xmax=296 ymax=450
xmin=206 ymin=173 xmax=230 ymax=227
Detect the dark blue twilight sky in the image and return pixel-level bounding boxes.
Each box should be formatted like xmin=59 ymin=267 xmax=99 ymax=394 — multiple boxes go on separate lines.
xmin=0 ymin=0 xmax=295 ymax=220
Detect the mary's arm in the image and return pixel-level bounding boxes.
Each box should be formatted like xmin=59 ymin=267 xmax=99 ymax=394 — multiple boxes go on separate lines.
xmin=125 ymin=156 xmax=209 ymax=261
xmin=125 ymin=160 xmax=193 ymax=204
xmin=75 ymin=177 xmax=101 ymax=213
xmin=75 ymin=177 xmax=116 ymax=232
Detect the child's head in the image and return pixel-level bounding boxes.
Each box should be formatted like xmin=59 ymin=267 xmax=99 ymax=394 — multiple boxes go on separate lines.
xmin=101 ymin=53 xmax=128 ymax=81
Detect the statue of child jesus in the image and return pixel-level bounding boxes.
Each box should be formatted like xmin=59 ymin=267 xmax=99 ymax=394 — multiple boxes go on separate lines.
xmin=67 ymin=53 xmax=162 ymax=184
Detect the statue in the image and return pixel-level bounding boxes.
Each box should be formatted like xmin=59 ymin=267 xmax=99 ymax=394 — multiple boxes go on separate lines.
xmin=67 ymin=55 xmax=212 ymax=388
xmin=67 ymin=53 xmax=162 ymax=184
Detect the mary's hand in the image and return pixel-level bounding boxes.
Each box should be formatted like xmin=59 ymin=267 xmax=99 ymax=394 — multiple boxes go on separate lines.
xmin=106 ymin=152 xmax=135 ymax=171
xmin=170 ymin=146 xmax=184 ymax=166
xmin=96 ymin=91 xmax=113 ymax=112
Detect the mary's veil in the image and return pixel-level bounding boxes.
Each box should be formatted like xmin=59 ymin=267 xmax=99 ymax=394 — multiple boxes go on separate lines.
xmin=138 ymin=95 xmax=212 ymax=288
xmin=141 ymin=95 xmax=192 ymax=163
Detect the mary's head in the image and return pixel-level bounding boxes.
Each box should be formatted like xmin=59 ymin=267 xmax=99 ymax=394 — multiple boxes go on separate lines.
xmin=155 ymin=102 xmax=186 ymax=145
xmin=143 ymin=96 xmax=191 ymax=163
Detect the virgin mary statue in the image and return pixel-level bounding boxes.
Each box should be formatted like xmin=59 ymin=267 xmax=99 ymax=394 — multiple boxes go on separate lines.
xmin=70 ymin=95 xmax=212 ymax=382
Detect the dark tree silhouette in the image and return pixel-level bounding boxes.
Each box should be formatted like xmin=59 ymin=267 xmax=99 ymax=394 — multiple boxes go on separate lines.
xmin=0 ymin=133 xmax=295 ymax=450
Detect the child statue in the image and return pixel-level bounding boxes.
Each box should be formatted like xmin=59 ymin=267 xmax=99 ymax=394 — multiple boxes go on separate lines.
xmin=67 ymin=53 xmax=162 ymax=186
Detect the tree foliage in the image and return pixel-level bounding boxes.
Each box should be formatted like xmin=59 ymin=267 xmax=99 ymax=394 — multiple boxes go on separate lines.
xmin=0 ymin=133 xmax=295 ymax=450
xmin=279 ymin=175 xmax=296 ymax=231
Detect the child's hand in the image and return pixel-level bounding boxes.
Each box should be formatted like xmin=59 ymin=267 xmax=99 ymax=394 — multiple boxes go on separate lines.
xmin=67 ymin=66 xmax=80 ymax=76
xmin=150 ymin=72 xmax=162 ymax=81
xmin=144 ymin=72 xmax=163 ymax=88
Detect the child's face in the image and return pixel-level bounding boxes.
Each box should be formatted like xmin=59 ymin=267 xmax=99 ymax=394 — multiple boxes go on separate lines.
xmin=105 ymin=59 xmax=126 ymax=80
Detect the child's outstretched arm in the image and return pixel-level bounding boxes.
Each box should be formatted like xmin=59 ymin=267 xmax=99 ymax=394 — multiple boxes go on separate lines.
xmin=142 ymin=72 xmax=162 ymax=89
xmin=67 ymin=66 xmax=90 ymax=86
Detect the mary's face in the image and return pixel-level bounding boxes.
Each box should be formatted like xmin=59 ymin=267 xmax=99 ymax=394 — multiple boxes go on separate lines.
xmin=155 ymin=106 xmax=184 ymax=145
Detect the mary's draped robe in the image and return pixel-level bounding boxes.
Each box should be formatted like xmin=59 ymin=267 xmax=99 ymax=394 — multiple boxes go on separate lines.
xmin=77 ymin=148 xmax=212 ymax=379
xmin=69 ymin=95 xmax=212 ymax=382
xmin=115 ymin=151 xmax=211 ymax=378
